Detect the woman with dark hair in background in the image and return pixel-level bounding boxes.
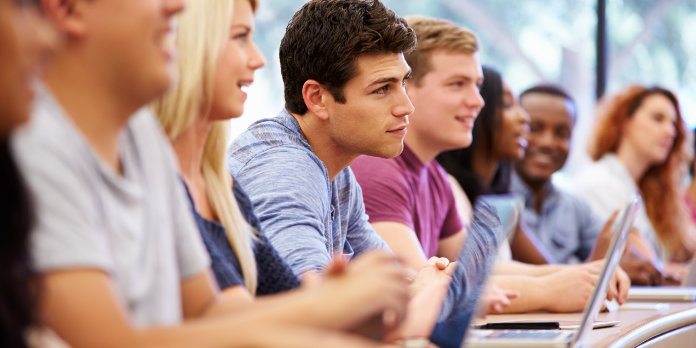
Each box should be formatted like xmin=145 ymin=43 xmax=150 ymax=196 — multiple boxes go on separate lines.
xmin=0 ymin=0 xmax=56 ymax=347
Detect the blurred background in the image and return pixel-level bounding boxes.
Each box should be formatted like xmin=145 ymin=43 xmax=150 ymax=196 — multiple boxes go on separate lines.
xmin=235 ymin=0 xmax=696 ymax=182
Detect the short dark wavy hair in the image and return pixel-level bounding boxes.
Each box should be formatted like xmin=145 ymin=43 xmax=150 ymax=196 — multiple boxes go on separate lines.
xmin=519 ymin=84 xmax=577 ymax=119
xmin=280 ymin=0 xmax=417 ymax=115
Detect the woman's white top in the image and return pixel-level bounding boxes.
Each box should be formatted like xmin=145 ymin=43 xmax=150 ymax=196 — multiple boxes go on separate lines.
xmin=573 ymin=153 xmax=663 ymax=258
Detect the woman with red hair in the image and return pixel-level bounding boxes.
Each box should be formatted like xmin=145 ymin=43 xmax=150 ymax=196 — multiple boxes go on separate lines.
xmin=576 ymin=85 xmax=695 ymax=272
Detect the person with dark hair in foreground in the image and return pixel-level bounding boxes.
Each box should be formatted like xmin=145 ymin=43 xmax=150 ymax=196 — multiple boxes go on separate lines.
xmin=0 ymin=0 xmax=56 ymax=347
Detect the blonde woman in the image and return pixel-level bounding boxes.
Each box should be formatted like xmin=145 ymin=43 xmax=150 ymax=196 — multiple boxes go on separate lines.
xmin=156 ymin=0 xmax=292 ymax=296
xmin=153 ymin=0 xmax=451 ymax=342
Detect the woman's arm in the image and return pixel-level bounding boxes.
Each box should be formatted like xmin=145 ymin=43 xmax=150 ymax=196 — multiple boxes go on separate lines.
xmin=219 ymin=251 xmax=453 ymax=341
xmin=218 ymin=251 xmax=412 ymax=333
xmin=493 ymin=260 xmax=564 ymax=277
xmin=40 ymin=268 xmax=387 ymax=348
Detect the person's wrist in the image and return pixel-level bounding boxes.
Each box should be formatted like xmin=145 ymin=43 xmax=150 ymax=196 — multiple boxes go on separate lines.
xmin=394 ymin=338 xmax=430 ymax=348
xmin=536 ymin=275 xmax=555 ymax=312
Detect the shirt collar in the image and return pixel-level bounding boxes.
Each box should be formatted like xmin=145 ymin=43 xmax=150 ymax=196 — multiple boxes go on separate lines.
xmin=276 ymin=108 xmax=313 ymax=151
xmin=401 ymin=144 xmax=428 ymax=173
xmin=510 ymin=169 xmax=559 ymax=212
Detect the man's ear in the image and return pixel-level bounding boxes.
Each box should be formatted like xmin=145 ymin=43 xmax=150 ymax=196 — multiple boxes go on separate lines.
xmin=41 ymin=0 xmax=88 ymax=38
xmin=302 ymin=80 xmax=330 ymax=120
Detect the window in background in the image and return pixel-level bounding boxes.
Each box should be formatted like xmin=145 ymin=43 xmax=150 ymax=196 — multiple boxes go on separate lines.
xmin=606 ymin=0 xmax=696 ymax=127
xmin=232 ymin=0 xmax=695 ymax=185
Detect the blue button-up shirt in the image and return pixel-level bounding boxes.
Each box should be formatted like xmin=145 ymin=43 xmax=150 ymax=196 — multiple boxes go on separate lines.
xmin=510 ymin=170 xmax=603 ymax=264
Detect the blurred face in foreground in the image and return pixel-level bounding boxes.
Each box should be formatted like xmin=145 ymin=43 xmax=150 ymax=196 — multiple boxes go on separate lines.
xmin=0 ymin=0 xmax=57 ymax=138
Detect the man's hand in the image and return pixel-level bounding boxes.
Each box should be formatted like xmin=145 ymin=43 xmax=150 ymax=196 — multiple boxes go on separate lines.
xmin=305 ymin=251 xmax=411 ymax=332
xmin=540 ymin=262 xmax=601 ymax=312
xmin=476 ymin=283 xmax=518 ymax=317
xmin=605 ymin=265 xmax=630 ymax=304
xmin=619 ymin=247 xmax=665 ymax=286
xmin=386 ymin=257 xmax=455 ymax=341
xmin=409 ymin=257 xmax=456 ymax=297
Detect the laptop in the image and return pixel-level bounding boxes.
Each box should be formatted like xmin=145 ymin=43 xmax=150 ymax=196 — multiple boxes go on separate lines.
xmin=464 ymin=195 xmax=641 ymax=348
xmin=683 ymin=256 xmax=696 ymax=286
xmin=623 ymin=229 xmax=696 ymax=302
xmin=626 ymin=286 xmax=696 ymax=302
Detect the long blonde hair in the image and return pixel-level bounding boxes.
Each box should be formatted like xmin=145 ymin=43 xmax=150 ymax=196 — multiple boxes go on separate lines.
xmin=153 ymin=0 xmax=258 ymax=292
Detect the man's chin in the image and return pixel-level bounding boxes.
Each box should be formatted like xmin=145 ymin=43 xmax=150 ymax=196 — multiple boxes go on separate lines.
xmin=372 ymin=143 xmax=404 ymax=159
xmin=520 ymin=168 xmax=552 ymax=185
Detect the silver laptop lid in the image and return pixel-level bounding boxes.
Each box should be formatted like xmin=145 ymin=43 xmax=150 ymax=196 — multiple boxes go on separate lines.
xmin=570 ymin=195 xmax=641 ymax=347
xmin=682 ymin=252 xmax=696 ymax=287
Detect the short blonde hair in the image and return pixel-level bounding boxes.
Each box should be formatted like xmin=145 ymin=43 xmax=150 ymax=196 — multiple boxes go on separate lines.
xmin=404 ymin=16 xmax=479 ymax=86
xmin=153 ymin=0 xmax=259 ymax=293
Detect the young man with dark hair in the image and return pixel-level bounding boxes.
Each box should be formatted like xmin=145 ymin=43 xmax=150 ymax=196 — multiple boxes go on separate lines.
xmin=228 ymin=2 xmax=503 ymax=345
xmin=231 ymin=0 xmax=434 ymax=275
xmin=513 ymin=85 xmax=597 ymax=264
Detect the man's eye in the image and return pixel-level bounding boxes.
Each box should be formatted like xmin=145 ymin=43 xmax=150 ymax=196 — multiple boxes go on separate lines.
xmin=374 ymin=85 xmax=389 ymax=94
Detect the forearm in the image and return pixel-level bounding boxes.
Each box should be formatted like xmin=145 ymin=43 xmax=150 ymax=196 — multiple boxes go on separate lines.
xmin=62 ymin=308 xmax=326 ymax=348
xmin=134 ymin=316 xmax=265 ymax=347
xmin=509 ymin=224 xmax=554 ymax=264
xmin=586 ymin=246 xmax=605 ymax=262
xmin=493 ymin=260 xmax=564 ymax=277
xmin=490 ymin=275 xmax=546 ymax=313
xmin=136 ymin=321 xmax=381 ymax=348
xmin=225 ymin=287 xmax=364 ymax=331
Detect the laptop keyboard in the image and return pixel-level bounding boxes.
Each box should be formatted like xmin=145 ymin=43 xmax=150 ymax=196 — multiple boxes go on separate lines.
xmin=487 ymin=330 xmax=564 ymax=339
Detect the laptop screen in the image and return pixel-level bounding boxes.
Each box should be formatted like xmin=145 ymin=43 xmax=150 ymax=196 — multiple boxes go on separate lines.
xmin=570 ymin=195 xmax=641 ymax=347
